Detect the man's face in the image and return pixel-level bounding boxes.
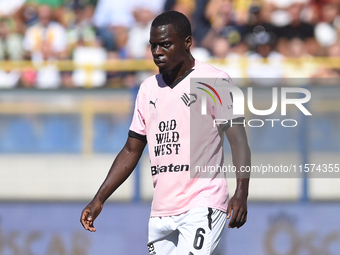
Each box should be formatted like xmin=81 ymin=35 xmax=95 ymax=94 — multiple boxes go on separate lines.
xmin=149 ymin=24 xmax=187 ymax=74
xmin=38 ymin=5 xmax=51 ymax=26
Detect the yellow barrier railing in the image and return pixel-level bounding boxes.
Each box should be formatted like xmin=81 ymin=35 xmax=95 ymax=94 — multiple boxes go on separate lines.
xmin=1 ymin=57 xmax=340 ymax=72
xmin=0 ymin=59 xmax=157 ymax=72
xmin=1 ymin=58 xmax=339 ymax=87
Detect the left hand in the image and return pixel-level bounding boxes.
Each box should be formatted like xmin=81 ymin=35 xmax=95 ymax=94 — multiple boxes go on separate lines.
xmin=226 ymin=192 xmax=248 ymax=228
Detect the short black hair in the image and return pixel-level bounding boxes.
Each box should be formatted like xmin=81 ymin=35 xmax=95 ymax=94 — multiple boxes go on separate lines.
xmin=151 ymin=10 xmax=191 ymax=39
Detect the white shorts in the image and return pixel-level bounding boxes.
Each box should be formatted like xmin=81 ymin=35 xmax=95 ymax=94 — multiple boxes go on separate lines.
xmin=147 ymin=207 xmax=226 ymax=255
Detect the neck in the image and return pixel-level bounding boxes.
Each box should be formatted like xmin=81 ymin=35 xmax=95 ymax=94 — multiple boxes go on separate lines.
xmin=163 ymin=54 xmax=195 ymax=85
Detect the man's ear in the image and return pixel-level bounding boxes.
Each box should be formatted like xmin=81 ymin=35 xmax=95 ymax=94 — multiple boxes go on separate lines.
xmin=185 ymin=35 xmax=192 ymax=51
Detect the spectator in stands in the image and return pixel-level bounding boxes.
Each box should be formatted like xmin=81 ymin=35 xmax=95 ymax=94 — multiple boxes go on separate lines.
xmin=34 ymin=40 xmax=62 ymax=89
xmin=23 ymin=4 xmax=67 ymax=60
xmin=283 ymin=37 xmax=318 ymax=79
xmin=66 ymin=3 xmax=96 ymax=57
xmin=208 ymin=36 xmax=245 ymax=78
xmin=325 ymin=39 xmax=340 ymax=80
xmin=243 ymin=2 xmax=280 ymax=50
xmin=101 ymin=0 xmax=165 ymax=87
xmin=126 ymin=0 xmax=167 ymax=58
xmin=92 ymin=0 xmax=134 ymax=54
xmin=164 ymin=0 xmax=195 ymax=20
xmin=0 ymin=55 xmax=21 ymax=88
xmin=0 ymin=0 xmax=25 ymax=17
xmin=20 ymin=39 xmax=62 ymax=89
xmin=190 ymin=37 xmax=211 ymax=62
xmin=246 ymin=31 xmax=284 ymax=84
xmin=0 ymin=17 xmax=24 ymax=88
xmin=211 ymin=37 xmax=230 ymax=59
xmin=312 ymin=39 xmax=340 ymax=80
xmin=20 ymin=67 xmax=37 ymax=88
xmin=60 ymin=1 xmax=98 ymax=88
xmin=124 ymin=5 xmax=157 ymax=88
xmin=25 ymin=0 xmax=66 ymax=26
xmin=313 ymin=1 xmax=340 ymax=53
xmin=316 ymin=0 xmax=340 ymax=26
xmin=93 ymin=0 xmax=165 ymax=56
xmin=16 ymin=2 xmax=39 ymax=30
xmin=192 ymin=0 xmax=211 ymax=46
xmin=201 ymin=0 xmax=245 ymax=53
xmin=0 ymin=18 xmax=24 ymax=60
xmin=0 ymin=0 xmax=26 ymax=33
xmin=327 ymin=40 xmax=340 ymax=58
xmin=72 ymin=36 xmax=107 ymax=88
xmin=126 ymin=7 xmax=155 ymax=59
xmin=278 ymin=2 xmax=317 ymax=56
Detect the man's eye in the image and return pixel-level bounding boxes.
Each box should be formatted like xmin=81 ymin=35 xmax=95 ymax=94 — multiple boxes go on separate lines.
xmin=163 ymin=43 xmax=170 ymax=47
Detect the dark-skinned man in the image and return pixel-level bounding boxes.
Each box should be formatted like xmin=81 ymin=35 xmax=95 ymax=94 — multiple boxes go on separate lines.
xmin=80 ymin=10 xmax=250 ymax=255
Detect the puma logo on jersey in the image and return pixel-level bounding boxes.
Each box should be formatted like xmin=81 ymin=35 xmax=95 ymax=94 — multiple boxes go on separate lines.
xmin=150 ymin=99 xmax=158 ymax=108
xmin=222 ymin=77 xmax=232 ymax=84
xmin=181 ymin=93 xmax=197 ymax=106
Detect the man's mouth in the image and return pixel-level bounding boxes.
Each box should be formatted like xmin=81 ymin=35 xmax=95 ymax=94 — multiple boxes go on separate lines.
xmin=154 ymin=59 xmax=166 ymax=66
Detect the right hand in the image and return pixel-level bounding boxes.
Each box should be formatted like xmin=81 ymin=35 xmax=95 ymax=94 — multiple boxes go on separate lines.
xmin=80 ymin=199 xmax=103 ymax=232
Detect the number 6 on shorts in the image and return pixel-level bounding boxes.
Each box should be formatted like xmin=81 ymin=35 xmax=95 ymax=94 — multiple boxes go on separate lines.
xmin=193 ymin=228 xmax=206 ymax=250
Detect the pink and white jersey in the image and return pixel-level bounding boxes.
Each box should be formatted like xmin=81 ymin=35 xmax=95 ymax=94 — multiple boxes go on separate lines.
xmin=129 ymin=60 xmax=242 ymax=217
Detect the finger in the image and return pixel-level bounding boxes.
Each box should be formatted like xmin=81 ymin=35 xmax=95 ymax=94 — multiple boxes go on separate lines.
xmin=235 ymin=208 xmax=243 ymax=228
xmin=84 ymin=220 xmax=94 ymax=232
xmin=80 ymin=209 xmax=90 ymax=228
xmin=237 ymin=211 xmax=247 ymax=229
xmin=228 ymin=207 xmax=239 ymax=228
xmin=87 ymin=214 xmax=93 ymax=221
xmin=237 ymin=219 xmax=246 ymax=228
xmin=226 ymin=202 xmax=232 ymax=219
xmin=81 ymin=209 xmax=97 ymax=232
xmin=236 ymin=211 xmax=246 ymax=228
xmin=81 ymin=209 xmax=89 ymax=222
xmin=88 ymin=223 xmax=96 ymax=232
xmin=86 ymin=218 xmax=96 ymax=232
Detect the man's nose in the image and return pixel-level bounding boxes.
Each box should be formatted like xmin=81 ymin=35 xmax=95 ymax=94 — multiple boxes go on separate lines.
xmin=153 ymin=45 xmax=162 ymax=56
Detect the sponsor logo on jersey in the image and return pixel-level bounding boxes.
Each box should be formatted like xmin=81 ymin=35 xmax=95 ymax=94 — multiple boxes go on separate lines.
xmin=154 ymin=119 xmax=181 ymax=157
xmin=181 ymin=93 xmax=197 ymax=106
xmin=151 ymin=164 xmax=189 ymax=176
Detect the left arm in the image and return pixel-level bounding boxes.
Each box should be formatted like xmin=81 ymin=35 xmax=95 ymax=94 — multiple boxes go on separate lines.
xmin=225 ymin=123 xmax=251 ymax=228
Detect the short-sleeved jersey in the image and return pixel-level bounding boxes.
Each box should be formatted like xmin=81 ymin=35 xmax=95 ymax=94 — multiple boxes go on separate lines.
xmin=129 ymin=60 xmax=242 ymax=217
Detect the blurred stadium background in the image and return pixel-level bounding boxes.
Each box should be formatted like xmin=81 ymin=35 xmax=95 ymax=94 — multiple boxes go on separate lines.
xmin=0 ymin=0 xmax=340 ymax=254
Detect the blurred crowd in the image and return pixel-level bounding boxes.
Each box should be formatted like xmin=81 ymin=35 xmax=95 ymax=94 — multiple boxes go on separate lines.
xmin=0 ymin=0 xmax=340 ymax=89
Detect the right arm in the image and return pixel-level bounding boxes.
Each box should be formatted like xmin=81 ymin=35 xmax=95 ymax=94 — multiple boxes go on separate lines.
xmin=80 ymin=136 xmax=146 ymax=232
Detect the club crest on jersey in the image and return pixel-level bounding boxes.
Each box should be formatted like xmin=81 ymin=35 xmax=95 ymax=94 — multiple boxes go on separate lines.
xmin=181 ymin=93 xmax=197 ymax=107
